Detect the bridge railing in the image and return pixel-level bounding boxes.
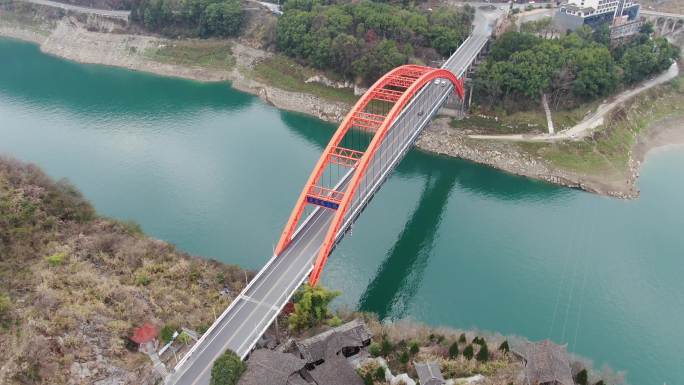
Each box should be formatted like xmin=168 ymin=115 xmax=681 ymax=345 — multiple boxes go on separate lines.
xmin=338 ymin=79 xmax=456 ymax=244
xmin=336 ymin=36 xmax=490 ymax=239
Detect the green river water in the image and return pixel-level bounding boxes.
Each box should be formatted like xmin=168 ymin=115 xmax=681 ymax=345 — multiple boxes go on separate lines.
xmin=1 ymin=38 xmax=683 ymax=385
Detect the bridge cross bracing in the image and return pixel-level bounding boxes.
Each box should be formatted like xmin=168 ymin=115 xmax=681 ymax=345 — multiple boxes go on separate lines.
xmin=167 ymin=32 xmax=489 ymax=385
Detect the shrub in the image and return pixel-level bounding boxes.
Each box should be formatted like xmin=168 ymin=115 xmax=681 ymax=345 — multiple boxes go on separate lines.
xmin=45 ymin=252 xmax=67 ymax=267
xmin=160 ymin=325 xmax=175 ymax=344
xmin=288 ymin=284 xmax=340 ymax=331
xmin=463 ymin=344 xmax=474 ymax=360
xmin=178 ymin=331 xmax=193 ymax=345
xmin=448 ymin=341 xmax=459 ymax=358
xmin=374 ymin=366 xmax=385 ymax=381
xmin=327 ymin=316 xmax=342 ymax=327
xmin=210 ymin=350 xmax=246 ymax=385
xmin=197 ymin=324 xmax=210 ymax=335
xmin=594 ymin=381 xmax=605 ymax=385
xmin=120 ymin=220 xmax=143 ymax=236
xmin=399 ymin=351 xmax=409 ymax=365
xmin=472 ymin=336 xmax=485 ymax=345
xmin=135 ymin=274 xmax=151 ymax=286
xmin=498 ymin=340 xmax=510 ymax=353
xmin=363 ymin=372 xmax=373 ymax=385
xmin=0 ymin=293 xmax=10 ymax=319
xmin=409 ymin=341 xmax=419 ymax=355
xmin=369 ymin=342 xmax=381 ymax=357
xmin=575 ymin=369 xmax=588 ymax=385
xmin=380 ymin=337 xmax=393 ymax=356
xmin=458 ymin=333 xmax=466 ymax=343
xmin=476 ymin=343 xmax=489 ymax=362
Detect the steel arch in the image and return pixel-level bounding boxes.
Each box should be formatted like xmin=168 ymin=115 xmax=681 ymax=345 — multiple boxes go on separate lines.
xmin=275 ymin=64 xmax=464 ymax=286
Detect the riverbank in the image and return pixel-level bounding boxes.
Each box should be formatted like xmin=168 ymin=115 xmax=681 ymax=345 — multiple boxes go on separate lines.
xmin=0 ymin=156 xmax=626 ymax=385
xmin=418 ymin=74 xmax=684 ymax=198
xmin=1 ymin=2 xmax=682 ymax=199
xmin=0 ymin=3 xmax=353 ymax=122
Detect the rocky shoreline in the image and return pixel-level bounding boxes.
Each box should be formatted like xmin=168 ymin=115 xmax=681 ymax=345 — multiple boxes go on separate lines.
xmin=416 ymin=118 xmax=641 ymax=198
xmin=1 ymin=10 xmax=682 ymax=199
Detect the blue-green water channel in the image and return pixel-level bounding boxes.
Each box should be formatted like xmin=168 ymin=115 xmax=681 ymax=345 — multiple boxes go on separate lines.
xmin=1 ymin=38 xmax=683 ymax=385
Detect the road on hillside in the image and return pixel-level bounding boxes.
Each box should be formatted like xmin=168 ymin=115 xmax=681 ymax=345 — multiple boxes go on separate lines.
xmin=17 ymin=0 xmax=130 ymax=20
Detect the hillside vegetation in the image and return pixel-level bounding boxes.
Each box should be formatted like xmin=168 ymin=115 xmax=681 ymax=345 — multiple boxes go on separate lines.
xmin=474 ymin=25 xmax=680 ymax=112
xmin=275 ymin=0 xmax=473 ymax=84
xmin=0 ymin=157 xmax=247 ymax=384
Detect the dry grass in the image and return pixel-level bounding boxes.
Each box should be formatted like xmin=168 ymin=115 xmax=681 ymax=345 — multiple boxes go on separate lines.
xmin=0 ymin=156 xmax=249 ymax=384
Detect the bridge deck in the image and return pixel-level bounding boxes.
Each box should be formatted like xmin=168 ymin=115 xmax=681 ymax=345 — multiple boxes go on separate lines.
xmin=167 ymin=25 xmax=492 ymax=385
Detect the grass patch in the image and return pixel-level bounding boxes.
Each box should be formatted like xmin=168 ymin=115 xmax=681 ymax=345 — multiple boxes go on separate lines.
xmin=252 ymin=55 xmax=358 ymax=105
xmin=451 ymin=114 xmax=541 ymax=134
xmin=45 ymin=251 xmax=67 ymax=267
xmin=145 ymin=40 xmax=235 ymax=71
xmin=519 ymin=74 xmax=684 ymax=175
xmin=551 ymin=99 xmax=603 ymax=130
xmin=452 ymin=109 xmax=547 ymax=134
xmin=0 ymin=5 xmax=55 ymax=37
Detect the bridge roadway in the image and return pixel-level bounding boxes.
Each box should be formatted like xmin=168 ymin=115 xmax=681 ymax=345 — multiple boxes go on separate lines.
xmin=167 ymin=30 xmax=495 ymax=385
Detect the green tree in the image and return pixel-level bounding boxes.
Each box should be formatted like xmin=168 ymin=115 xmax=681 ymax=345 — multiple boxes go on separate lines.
xmin=594 ymin=381 xmax=605 ymax=385
xmin=640 ymin=21 xmax=654 ymax=35
xmin=592 ymin=23 xmax=611 ymax=45
xmin=201 ymin=0 xmax=244 ymax=37
xmin=380 ymin=337 xmax=394 ymax=356
xmin=458 ymin=333 xmax=467 ymax=343
xmin=352 ymin=40 xmax=407 ymax=84
xmin=448 ymin=341 xmax=459 ymax=358
xmin=409 ymin=341 xmax=420 ymax=355
xmin=498 ymin=340 xmax=510 ymax=353
xmin=210 ymin=350 xmax=246 ymax=385
xmin=476 ymin=343 xmax=489 ymax=362
xmin=571 ymin=46 xmax=618 ymax=99
xmin=463 ymin=344 xmax=474 ymax=360
xmin=489 ymin=32 xmax=541 ymax=61
xmin=288 ymin=284 xmax=340 ymax=331
xmin=374 ymin=366 xmax=386 ymax=381
xmin=429 ymin=25 xmax=461 ymax=56
xmin=369 ymin=342 xmax=381 ymax=357
xmin=160 ymin=325 xmax=175 ymax=344
xmin=363 ymin=372 xmax=374 ymax=385
xmin=575 ymin=368 xmax=589 ymax=385
xmin=399 ymin=350 xmax=410 ymax=365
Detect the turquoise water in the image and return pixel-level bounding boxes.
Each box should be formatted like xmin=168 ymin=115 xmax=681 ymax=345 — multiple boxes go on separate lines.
xmin=1 ymin=38 xmax=683 ymax=385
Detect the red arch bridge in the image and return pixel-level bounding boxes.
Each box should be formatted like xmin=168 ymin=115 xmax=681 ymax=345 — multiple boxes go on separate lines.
xmin=168 ymin=34 xmax=489 ymax=385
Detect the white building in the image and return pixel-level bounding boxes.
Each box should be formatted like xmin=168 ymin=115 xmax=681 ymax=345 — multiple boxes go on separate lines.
xmin=556 ymin=0 xmax=640 ymax=31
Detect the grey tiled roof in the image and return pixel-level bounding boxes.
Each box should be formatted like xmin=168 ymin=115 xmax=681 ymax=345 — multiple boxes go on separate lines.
xmin=521 ymin=340 xmax=573 ymax=385
xmin=295 ymin=319 xmax=373 ymax=363
xmin=415 ymin=361 xmax=445 ymax=385
xmin=307 ymin=354 xmax=364 ymax=385
xmin=239 ymin=349 xmax=306 ymax=385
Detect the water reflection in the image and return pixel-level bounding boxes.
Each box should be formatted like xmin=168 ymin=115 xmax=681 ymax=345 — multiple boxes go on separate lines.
xmin=359 ymin=169 xmax=456 ymax=319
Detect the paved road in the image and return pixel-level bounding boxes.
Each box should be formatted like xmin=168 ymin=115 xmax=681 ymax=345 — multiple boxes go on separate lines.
xmin=641 ymin=9 xmax=684 ymax=19
xmin=17 ymin=0 xmax=130 ymax=20
xmin=469 ymin=62 xmax=680 ymax=142
xmin=167 ymin=182 xmax=344 ymax=384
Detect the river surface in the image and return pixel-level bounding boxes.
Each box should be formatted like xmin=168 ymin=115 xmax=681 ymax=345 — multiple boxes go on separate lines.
xmin=1 ymin=38 xmax=683 ymax=385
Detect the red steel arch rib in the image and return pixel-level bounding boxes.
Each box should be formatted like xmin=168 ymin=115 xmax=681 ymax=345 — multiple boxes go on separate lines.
xmin=275 ymin=64 xmax=464 ymax=286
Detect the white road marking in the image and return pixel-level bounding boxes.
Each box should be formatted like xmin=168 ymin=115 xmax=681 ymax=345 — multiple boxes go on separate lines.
xmin=186 ymin=209 xmax=333 ymax=385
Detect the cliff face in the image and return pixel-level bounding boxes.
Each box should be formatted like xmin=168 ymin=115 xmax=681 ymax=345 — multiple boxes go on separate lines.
xmin=0 ymin=157 xmax=246 ymax=385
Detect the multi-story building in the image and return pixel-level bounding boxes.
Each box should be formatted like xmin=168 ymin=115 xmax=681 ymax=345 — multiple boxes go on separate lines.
xmin=555 ymin=0 xmax=640 ymax=30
